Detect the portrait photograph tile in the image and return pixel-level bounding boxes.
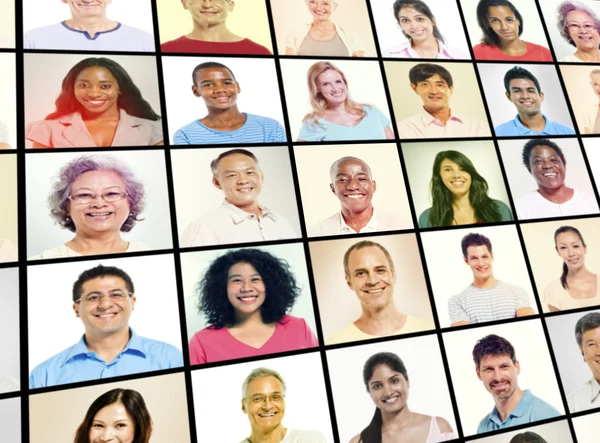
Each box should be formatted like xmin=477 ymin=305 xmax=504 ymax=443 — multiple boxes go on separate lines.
xmin=469 ymin=419 xmax=574 ymax=443
xmin=573 ymin=411 xmax=600 ymax=443
xmin=0 ymin=267 xmax=20 ymax=394
xmin=0 ymin=53 xmax=17 ymax=150
xmin=560 ymin=64 xmax=600 ymax=135
xmin=0 ymin=153 xmax=18 ymax=263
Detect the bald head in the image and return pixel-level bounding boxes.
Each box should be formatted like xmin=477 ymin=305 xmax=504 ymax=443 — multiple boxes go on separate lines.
xmin=329 ymin=156 xmax=372 ymax=183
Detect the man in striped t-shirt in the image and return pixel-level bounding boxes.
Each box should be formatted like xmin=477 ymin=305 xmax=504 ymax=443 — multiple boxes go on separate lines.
xmin=448 ymin=233 xmax=535 ymax=327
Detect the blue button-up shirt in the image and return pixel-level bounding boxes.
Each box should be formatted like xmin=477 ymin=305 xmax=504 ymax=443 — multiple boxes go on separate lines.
xmin=477 ymin=389 xmax=561 ymax=433
xmin=494 ymin=114 xmax=575 ymax=136
xmin=29 ymin=329 xmax=183 ymax=389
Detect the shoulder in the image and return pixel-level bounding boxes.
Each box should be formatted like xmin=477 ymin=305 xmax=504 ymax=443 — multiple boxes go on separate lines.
xmin=496 ymin=280 xmax=528 ymax=294
xmin=34 ymin=245 xmax=73 ymax=259
xmin=33 ymin=343 xmax=76 ymax=373
xmin=308 ymin=213 xmax=339 ymax=235
xmin=325 ymin=323 xmax=357 ymax=345
xmin=279 ymin=315 xmax=307 ymax=329
xmin=434 ymin=416 xmax=453 ymax=433
xmin=287 ymin=24 xmax=311 ymax=39
xmin=138 ymin=335 xmax=181 ymax=355
xmin=176 ymin=120 xmax=203 ymax=133
xmin=192 ymin=326 xmax=223 ymax=341
xmin=245 ymin=113 xmax=283 ymax=127
xmin=25 ymin=23 xmax=63 ymax=37
xmin=285 ymin=429 xmax=327 ymax=442
xmin=118 ymin=24 xmax=152 ymax=37
xmin=349 ymin=435 xmax=361 ymax=443
xmin=493 ymin=199 xmax=513 ymax=214
xmin=494 ymin=119 xmax=517 ymax=135
xmin=417 ymin=208 xmax=432 ymax=228
xmin=240 ymin=39 xmax=272 ymax=55
xmin=529 ymin=392 xmax=560 ymax=415
xmin=548 ymin=119 xmax=575 ymax=133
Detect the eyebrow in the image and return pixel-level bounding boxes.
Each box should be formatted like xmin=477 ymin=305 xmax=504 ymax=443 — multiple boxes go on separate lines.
xmin=398 ymin=13 xmax=425 ymax=19
xmin=76 ymin=79 xmax=115 ymax=83
xmin=200 ymin=77 xmax=234 ymax=84
xmin=228 ymin=273 xmax=261 ymax=279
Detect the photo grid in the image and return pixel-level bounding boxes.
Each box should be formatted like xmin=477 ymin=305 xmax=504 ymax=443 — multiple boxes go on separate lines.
xmin=3 ymin=0 xmax=600 ymax=442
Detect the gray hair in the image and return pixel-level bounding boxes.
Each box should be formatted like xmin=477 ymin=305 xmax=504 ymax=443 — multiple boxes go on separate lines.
xmin=241 ymin=367 xmax=287 ymax=400
xmin=557 ymin=1 xmax=600 ymax=47
xmin=48 ymin=155 xmax=145 ymax=233
xmin=329 ymin=156 xmax=372 ymax=183
xmin=575 ymin=312 xmax=600 ymax=347
xmin=591 ymin=68 xmax=600 ymax=77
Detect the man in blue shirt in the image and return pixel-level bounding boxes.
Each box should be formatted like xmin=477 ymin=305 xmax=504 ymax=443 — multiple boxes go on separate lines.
xmin=474 ymin=334 xmax=560 ymax=433
xmin=173 ymin=62 xmax=287 ymax=145
xmin=494 ymin=66 xmax=575 ymax=137
xmin=29 ymin=265 xmax=182 ymax=389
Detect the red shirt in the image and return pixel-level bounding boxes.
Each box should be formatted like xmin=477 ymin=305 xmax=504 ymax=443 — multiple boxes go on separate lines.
xmin=473 ymin=41 xmax=553 ymax=62
xmin=160 ymin=36 xmax=272 ymax=55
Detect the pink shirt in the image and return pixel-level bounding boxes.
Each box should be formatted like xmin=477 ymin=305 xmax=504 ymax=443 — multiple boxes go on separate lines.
xmin=383 ymin=39 xmax=469 ymax=59
xmin=188 ymin=315 xmax=318 ymax=365
xmin=473 ymin=41 xmax=553 ymax=61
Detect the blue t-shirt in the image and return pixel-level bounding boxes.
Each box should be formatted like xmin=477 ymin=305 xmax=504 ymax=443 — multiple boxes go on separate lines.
xmin=418 ymin=200 xmax=513 ymax=228
xmin=494 ymin=114 xmax=575 ymax=136
xmin=298 ymin=106 xmax=391 ymax=141
xmin=173 ymin=113 xmax=287 ymax=145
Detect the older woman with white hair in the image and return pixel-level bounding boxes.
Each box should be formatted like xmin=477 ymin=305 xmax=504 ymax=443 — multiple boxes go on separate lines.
xmin=557 ymin=0 xmax=600 ymax=62
xmin=285 ymin=0 xmax=366 ymax=56
xmin=31 ymin=155 xmax=147 ymax=259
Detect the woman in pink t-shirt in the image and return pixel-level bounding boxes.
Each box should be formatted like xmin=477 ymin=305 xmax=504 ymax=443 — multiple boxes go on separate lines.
xmin=188 ymin=248 xmax=319 ymax=365
xmin=472 ymin=0 xmax=553 ymax=62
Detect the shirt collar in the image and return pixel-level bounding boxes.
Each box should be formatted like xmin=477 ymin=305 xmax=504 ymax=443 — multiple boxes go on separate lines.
xmin=221 ymin=199 xmax=274 ymax=225
xmin=61 ymin=328 xmax=146 ymax=366
xmin=390 ymin=39 xmax=448 ymax=56
xmin=58 ymin=109 xmax=144 ymax=128
xmin=418 ymin=108 xmax=464 ymax=126
xmin=490 ymin=389 xmax=532 ymax=424
xmin=590 ymin=378 xmax=600 ymax=402
xmin=512 ymin=113 xmax=553 ymax=134
xmin=338 ymin=208 xmax=378 ymax=233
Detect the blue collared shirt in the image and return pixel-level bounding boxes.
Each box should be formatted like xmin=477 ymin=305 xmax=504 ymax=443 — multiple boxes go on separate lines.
xmin=477 ymin=389 xmax=561 ymax=433
xmin=494 ymin=114 xmax=575 ymax=136
xmin=29 ymin=329 xmax=183 ymax=389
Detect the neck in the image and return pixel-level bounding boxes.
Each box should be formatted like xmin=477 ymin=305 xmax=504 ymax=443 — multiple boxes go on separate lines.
xmin=340 ymin=205 xmax=373 ymax=232
xmin=472 ymin=275 xmax=498 ymax=289
xmin=311 ymin=19 xmax=334 ymax=30
xmin=67 ymin=231 xmax=128 ymax=254
xmin=85 ymin=328 xmax=131 ymax=363
xmin=226 ymin=197 xmax=262 ymax=218
xmin=536 ymin=185 xmax=573 ymax=204
xmin=567 ymin=265 xmax=593 ymax=280
xmin=497 ymin=38 xmax=525 ymax=54
xmin=411 ymin=36 xmax=439 ymax=51
xmin=380 ymin=405 xmax=413 ymax=431
xmin=517 ymin=112 xmax=545 ymax=130
xmin=494 ymin=388 xmax=524 ymax=421
xmin=356 ymin=303 xmax=405 ymax=336
xmin=232 ymin=310 xmax=265 ymax=328
xmin=575 ymin=47 xmax=600 ymax=61
xmin=325 ymin=101 xmax=347 ymax=114
xmin=204 ymin=106 xmax=244 ymax=123
xmin=188 ymin=21 xmax=236 ymax=42
xmin=66 ymin=14 xmax=113 ymax=34
xmin=452 ymin=192 xmax=471 ymax=208
xmin=81 ymin=105 xmax=120 ymax=122
xmin=425 ymin=106 xmax=451 ymax=124
xmin=248 ymin=425 xmax=287 ymax=443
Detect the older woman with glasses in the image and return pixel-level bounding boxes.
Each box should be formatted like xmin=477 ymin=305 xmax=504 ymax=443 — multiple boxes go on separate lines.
xmin=557 ymin=1 xmax=600 ymax=62
xmin=31 ymin=155 xmax=147 ymax=259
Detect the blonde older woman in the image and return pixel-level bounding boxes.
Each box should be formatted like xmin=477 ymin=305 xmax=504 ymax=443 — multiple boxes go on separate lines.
xmin=285 ymin=0 xmax=366 ymax=57
xmin=584 ymin=69 xmax=600 ymax=133
xmin=557 ymin=1 xmax=600 ymax=62
xmin=297 ymin=61 xmax=394 ymax=141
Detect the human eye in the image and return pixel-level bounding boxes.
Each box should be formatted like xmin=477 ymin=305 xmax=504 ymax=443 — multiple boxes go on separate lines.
xmin=252 ymin=396 xmax=265 ymax=403
xmin=85 ymin=295 xmax=100 ymax=303
xmin=506 ymin=17 xmax=514 ymax=22
xmin=355 ymin=270 xmax=365 ymax=276
xmin=100 ymin=84 xmax=112 ymax=89
xmin=372 ymin=383 xmax=381 ymax=389
xmin=251 ymin=277 xmax=262 ymax=282
xmin=75 ymin=192 xmax=93 ymax=199
xmin=337 ymin=177 xmax=348 ymax=183
xmin=400 ymin=18 xmax=409 ymax=23
xmin=110 ymin=292 xmax=127 ymax=301
xmin=272 ymin=394 xmax=283 ymax=401
xmin=92 ymin=423 xmax=104 ymax=429
xmin=416 ymin=17 xmax=424 ymax=22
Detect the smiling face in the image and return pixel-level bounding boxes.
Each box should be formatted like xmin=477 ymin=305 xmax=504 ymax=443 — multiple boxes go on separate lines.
xmin=528 ymin=145 xmax=566 ymax=192
xmin=411 ymin=73 xmax=453 ymax=113
xmin=74 ymin=66 xmax=120 ymax=115
xmin=74 ymin=276 xmax=135 ymax=339
xmin=193 ymin=67 xmax=240 ymax=111
xmin=464 ymin=245 xmax=494 ymax=281
xmin=566 ymin=10 xmax=600 ymax=52
xmin=213 ymin=153 xmax=263 ymax=211
xmin=591 ymin=73 xmax=600 ymax=98
xmin=506 ymin=78 xmax=544 ymax=117
xmin=367 ymin=364 xmax=409 ymax=414
xmin=476 ymin=354 xmax=520 ymax=401
xmin=182 ymin=0 xmax=233 ymax=26
xmin=487 ymin=5 xmax=520 ymax=43
xmin=556 ymin=231 xmax=587 ymax=271
xmin=63 ymin=0 xmax=111 ymax=18
xmin=581 ymin=326 xmax=600 ymax=382
xmin=397 ymin=6 xmax=435 ymax=43
xmin=242 ymin=376 xmax=285 ymax=434
xmin=227 ymin=262 xmax=266 ymax=318
xmin=439 ymin=158 xmax=471 ymax=198
xmin=316 ymin=69 xmax=348 ymax=107
xmin=306 ymin=0 xmax=336 ymax=21
xmin=68 ymin=170 xmax=131 ymax=237
xmin=330 ymin=159 xmax=375 ymax=215
xmin=89 ymin=402 xmax=135 ymax=443
xmin=346 ymin=246 xmax=396 ymax=312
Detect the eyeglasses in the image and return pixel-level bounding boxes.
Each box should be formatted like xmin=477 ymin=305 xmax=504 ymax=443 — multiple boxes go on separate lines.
xmin=75 ymin=291 xmax=133 ymax=304
xmin=567 ymin=23 xmax=597 ymax=32
xmin=68 ymin=191 xmax=128 ymax=204
xmin=246 ymin=394 xmax=285 ymax=404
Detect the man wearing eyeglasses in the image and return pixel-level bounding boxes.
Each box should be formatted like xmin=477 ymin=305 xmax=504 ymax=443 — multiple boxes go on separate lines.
xmin=29 ymin=265 xmax=183 ymax=389
xmin=240 ymin=367 xmax=327 ymax=443
xmin=161 ymin=0 xmax=271 ymax=54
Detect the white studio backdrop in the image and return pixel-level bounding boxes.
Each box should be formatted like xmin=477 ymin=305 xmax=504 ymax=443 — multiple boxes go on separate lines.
xmin=0 ymin=267 xmax=20 ymax=388
xmin=170 ymin=146 xmax=302 ymax=242
xmin=371 ymin=0 xmax=471 ymax=58
xmin=161 ymin=56 xmax=287 ymax=144
xmin=28 ymin=254 xmax=183 ymax=372
xmin=180 ymin=242 xmax=318 ymax=342
xmin=26 ymin=149 xmax=173 ymax=257
xmin=443 ymin=318 xmax=565 ymax=436
xmin=327 ymin=333 xmax=457 ymax=443
xmin=192 ymin=352 xmax=335 ymax=442
xmin=421 ymin=224 xmax=538 ymax=328
xmin=573 ymin=412 xmax=600 ymax=443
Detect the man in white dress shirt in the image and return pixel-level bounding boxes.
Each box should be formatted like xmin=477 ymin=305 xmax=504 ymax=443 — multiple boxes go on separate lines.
xmin=568 ymin=312 xmax=600 ymax=412
xmin=308 ymin=156 xmax=409 ymax=237
xmin=181 ymin=149 xmax=297 ymax=247
xmin=397 ymin=63 xmax=490 ymax=139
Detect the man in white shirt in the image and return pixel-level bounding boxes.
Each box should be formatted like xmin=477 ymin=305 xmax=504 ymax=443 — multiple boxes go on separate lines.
xmin=181 ymin=149 xmax=297 ymax=247
xmin=398 ymin=63 xmax=490 ymax=139
xmin=568 ymin=312 xmax=600 ymax=412
xmin=308 ymin=156 xmax=409 ymax=237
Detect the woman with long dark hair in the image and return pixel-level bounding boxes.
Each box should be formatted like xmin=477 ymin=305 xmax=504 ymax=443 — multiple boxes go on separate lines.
xmin=418 ymin=150 xmax=513 ymax=228
xmin=350 ymin=352 xmax=455 ymax=443
xmin=74 ymin=388 xmax=153 ymax=443
xmin=26 ymin=57 xmax=163 ymax=148
xmin=544 ymin=225 xmax=600 ymax=312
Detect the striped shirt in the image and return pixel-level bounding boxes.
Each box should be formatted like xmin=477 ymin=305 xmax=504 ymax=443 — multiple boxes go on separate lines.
xmin=0 ymin=120 xmax=8 ymax=144
xmin=173 ymin=113 xmax=287 ymax=145
xmin=181 ymin=200 xmax=298 ymax=247
xmin=448 ymin=280 xmax=531 ymax=325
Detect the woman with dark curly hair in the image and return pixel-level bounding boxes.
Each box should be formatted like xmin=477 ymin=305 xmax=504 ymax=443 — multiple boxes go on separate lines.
xmin=31 ymin=155 xmax=147 ymax=259
xmin=73 ymin=388 xmax=153 ymax=443
xmin=26 ymin=57 xmax=163 ymax=148
xmin=418 ymin=150 xmax=513 ymax=228
xmin=188 ymin=248 xmax=318 ymax=364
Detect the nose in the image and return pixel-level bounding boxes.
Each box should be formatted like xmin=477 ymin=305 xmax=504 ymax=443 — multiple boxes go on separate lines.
xmin=89 ymin=195 xmax=108 ymax=207
xmin=346 ymin=177 xmax=360 ymax=190
xmin=97 ymin=295 xmax=114 ymax=309
xmin=499 ymin=20 xmax=508 ymax=30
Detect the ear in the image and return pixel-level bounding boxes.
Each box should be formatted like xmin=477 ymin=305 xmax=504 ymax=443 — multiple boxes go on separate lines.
xmin=228 ymin=0 xmax=235 ymax=11
xmin=475 ymin=365 xmax=482 ymax=381
xmin=410 ymin=83 xmax=418 ymax=93
xmin=330 ymin=183 xmax=335 ymax=194
xmin=539 ymin=91 xmax=544 ymax=102
xmin=181 ymin=0 xmax=188 ymax=10
xmin=515 ymin=360 xmax=521 ymax=375
xmin=345 ymin=275 xmax=353 ymax=290
xmin=580 ymin=347 xmax=586 ymax=362
xmin=449 ymin=86 xmax=455 ymax=97
xmin=213 ymin=176 xmax=223 ymax=190
xmin=130 ymin=295 xmax=137 ymax=311
xmin=505 ymin=91 xmax=511 ymax=102
xmin=192 ymin=84 xmax=201 ymax=98
xmin=463 ymin=256 xmax=468 ymax=265
xmin=241 ymin=400 xmax=247 ymax=414
xmin=372 ymin=180 xmax=376 ymax=193
xmin=73 ymin=303 xmax=80 ymax=318
xmin=236 ymin=82 xmax=241 ymax=95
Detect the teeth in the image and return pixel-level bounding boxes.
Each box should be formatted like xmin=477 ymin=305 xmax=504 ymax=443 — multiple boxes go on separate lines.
xmin=544 ymin=173 xmax=557 ymax=177
xmin=364 ymin=289 xmax=383 ymax=294
xmin=259 ymin=413 xmax=276 ymax=417
xmin=239 ymin=296 xmax=257 ymax=301
xmin=346 ymin=194 xmax=364 ymax=199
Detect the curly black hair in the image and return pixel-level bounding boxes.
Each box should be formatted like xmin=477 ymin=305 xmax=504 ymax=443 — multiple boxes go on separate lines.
xmin=196 ymin=249 xmax=301 ymax=328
